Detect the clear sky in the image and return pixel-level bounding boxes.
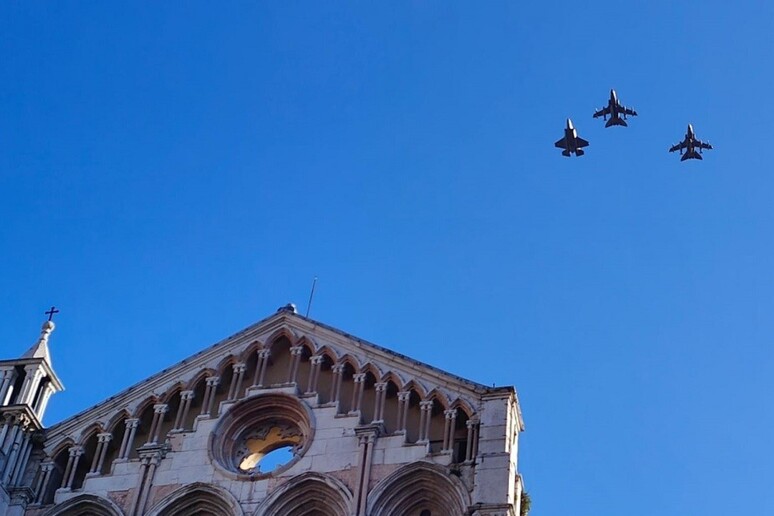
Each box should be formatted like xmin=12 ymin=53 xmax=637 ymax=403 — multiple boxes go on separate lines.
xmin=2 ymin=2 xmax=773 ymax=514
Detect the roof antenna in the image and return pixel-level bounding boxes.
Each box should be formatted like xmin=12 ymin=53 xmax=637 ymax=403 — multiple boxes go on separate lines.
xmin=305 ymin=276 xmax=318 ymax=317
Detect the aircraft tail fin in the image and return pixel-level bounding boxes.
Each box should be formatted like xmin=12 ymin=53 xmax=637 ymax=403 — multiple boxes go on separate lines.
xmin=605 ymin=117 xmax=628 ymax=128
xmin=575 ymin=149 xmax=585 ymax=156
xmin=562 ymin=150 xmax=571 ymax=157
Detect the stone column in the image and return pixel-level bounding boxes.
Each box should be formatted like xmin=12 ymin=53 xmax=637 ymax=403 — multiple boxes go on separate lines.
xmin=372 ymin=382 xmax=388 ymax=422
xmin=129 ymin=446 xmax=168 ymax=516
xmin=465 ymin=419 xmax=480 ymax=461
xmin=35 ymin=382 xmax=56 ymax=419
xmin=306 ymin=355 xmax=323 ymax=394
xmin=204 ymin=377 xmax=221 ymax=417
xmin=354 ymin=428 xmax=379 ymax=516
xmin=418 ymin=401 xmax=433 ymax=442
xmin=442 ymin=408 xmax=458 ymax=452
xmin=350 ymin=373 xmax=366 ymax=414
xmin=34 ymin=461 xmax=55 ymax=503
xmin=174 ymin=391 xmax=194 ymax=431
xmin=251 ymin=349 xmax=265 ymax=386
xmin=287 ymin=345 xmax=304 ymax=384
xmin=1 ymin=423 xmax=25 ymax=483
xmin=0 ymin=413 xmax=19 ymax=455
xmin=9 ymin=429 xmax=32 ymax=485
xmin=149 ymin=404 xmax=169 ymax=443
xmin=94 ymin=433 xmax=113 ymax=474
xmin=330 ymin=364 xmax=344 ymax=404
xmin=397 ymin=391 xmax=410 ymax=433
xmin=137 ymin=454 xmax=160 ymax=514
xmin=258 ymin=349 xmax=271 ymax=387
xmin=64 ymin=446 xmax=84 ymax=489
xmin=17 ymin=366 xmax=45 ymax=406
xmin=0 ymin=367 xmax=18 ymax=405
xmin=118 ymin=418 xmax=140 ymax=459
xmin=228 ymin=363 xmax=247 ymax=400
xmin=199 ymin=381 xmax=213 ymax=417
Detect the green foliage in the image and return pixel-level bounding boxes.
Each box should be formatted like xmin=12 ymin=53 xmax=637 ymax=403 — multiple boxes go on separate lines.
xmin=520 ymin=490 xmax=531 ymax=516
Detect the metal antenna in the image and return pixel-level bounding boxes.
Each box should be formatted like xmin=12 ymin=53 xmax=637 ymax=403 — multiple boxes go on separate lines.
xmin=305 ymin=277 xmax=318 ymax=317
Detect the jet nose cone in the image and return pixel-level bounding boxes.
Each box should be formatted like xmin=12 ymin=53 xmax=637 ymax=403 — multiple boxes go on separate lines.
xmin=566 ymin=118 xmax=574 ymax=130
xmin=688 ymin=123 xmax=694 ymax=133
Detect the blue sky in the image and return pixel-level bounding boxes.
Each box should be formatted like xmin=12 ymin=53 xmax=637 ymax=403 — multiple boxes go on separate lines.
xmin=2 ymin=2 xmax=774 ymax=514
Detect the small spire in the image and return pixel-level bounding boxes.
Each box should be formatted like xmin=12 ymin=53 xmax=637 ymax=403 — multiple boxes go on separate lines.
xmin=22 ymin=320 xmax=55 ymax=364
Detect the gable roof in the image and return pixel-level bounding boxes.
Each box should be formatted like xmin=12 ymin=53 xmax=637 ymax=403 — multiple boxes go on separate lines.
xmin=44 ymin=310 xmax=520 ymax=442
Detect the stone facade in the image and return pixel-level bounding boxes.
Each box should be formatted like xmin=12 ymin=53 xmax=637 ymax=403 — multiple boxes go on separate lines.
xmin=0 ymin=307 xmax=525 ymax=515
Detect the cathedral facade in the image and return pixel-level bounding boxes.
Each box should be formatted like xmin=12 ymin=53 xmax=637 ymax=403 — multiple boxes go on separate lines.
xmin=0 ymin=306 xmax=524 ymax=515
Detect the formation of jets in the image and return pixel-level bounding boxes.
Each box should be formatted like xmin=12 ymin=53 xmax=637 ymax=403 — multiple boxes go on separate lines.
xmin=555 ymin=89 xmax=713 ymax=162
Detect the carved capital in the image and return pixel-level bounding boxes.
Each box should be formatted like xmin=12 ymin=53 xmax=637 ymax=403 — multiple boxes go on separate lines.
xmin=205 ymin=376 xmax=221 ymax=387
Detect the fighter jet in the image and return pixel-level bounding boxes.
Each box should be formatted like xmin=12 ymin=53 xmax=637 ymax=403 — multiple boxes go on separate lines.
xmin=555 ymin=118 xmax=589 ymax=157
xmin=669 ymin=124 xmax=713 ymax=161
xmin=593 ymin=89 xmax=638 ymax=127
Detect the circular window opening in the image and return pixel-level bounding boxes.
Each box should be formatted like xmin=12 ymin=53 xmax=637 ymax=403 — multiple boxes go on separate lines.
xmin=244 ymin=444 xmax=295 ymax=473
xmin=211 ymin=393 xmax=313 ymax=479
xmin=236 ymin=425 xmax=301 ymax=473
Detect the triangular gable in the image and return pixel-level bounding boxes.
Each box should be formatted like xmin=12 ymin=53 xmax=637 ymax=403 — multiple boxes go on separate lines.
xmin=44 ymin=310 xmax=518 ymax=450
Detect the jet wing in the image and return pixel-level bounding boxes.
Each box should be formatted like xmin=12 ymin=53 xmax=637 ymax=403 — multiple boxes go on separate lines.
xmin=622 ymin=106 xmax=638 ymax=117
xmin=576 ymin=137 xmax=589 ymax=148
xmin=669 ymin=141 xmax=687 ymax=152
xmin=555 ymin=137 xmax=568 ymax=149
xmin=696 ymin=140 xmax=713 ymax=150
xmin=593 ymin=106 xmax=611 ymax=118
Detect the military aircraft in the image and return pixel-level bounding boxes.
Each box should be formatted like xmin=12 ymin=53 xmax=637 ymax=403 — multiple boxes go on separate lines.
xmin=593 ymin=89 xmax=638 ymax=127
xmin=555 ymin=118 xmax=589 ymax=157
xmin=669 ymin=124 xmax=713 ymax=161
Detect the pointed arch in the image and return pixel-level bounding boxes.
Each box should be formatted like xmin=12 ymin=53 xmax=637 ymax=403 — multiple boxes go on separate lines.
xmin=216 ymin=354 xmax=239 ymax=375
xmin=146 ymin=482 xmax=244 ymax=516
xmin=403 ymin=379 xmax=428 ymax=399
xmin=337 ymin=353 xmax=361 ymax=372
xmin=239 ymin=339 xmax=265 ymax=362
xmin=43 ymin=493 xmax=124 ymax=516
xmin=296 ymin=335 xmax=317 ymax=355
xmin=105 ymin=409 xmax=131 ymax=433
xmin=380 ymin=371 xmax=407 ymax=390
xmin=316 ymin=345 xmax=339 ymax=362
xmin=258 ymin=472 xmax=353 ymax=516
xmin=360 ymin=362 xmax=384 ymax=379
xmin=425 ymin=388 xmax=450 ymax=409
xmin=450 ymin=398 xmax=475 ymax=418
xmin=367 ymin=461 xmax=471 ymax=516
xmin=48 ymin=437 xmax=75 ymax=460
xmin=264 ymin=327 xmax=298 ymax=351
xmin=76 ymin=422 xmax=104 ymax=445
xmin=159 ymin=382 xmax=185 ymax=404
xmin=131 ymin=395 xmax=160 ymax=418
xmin=184 ymin=368 xmax=217 ymax=391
